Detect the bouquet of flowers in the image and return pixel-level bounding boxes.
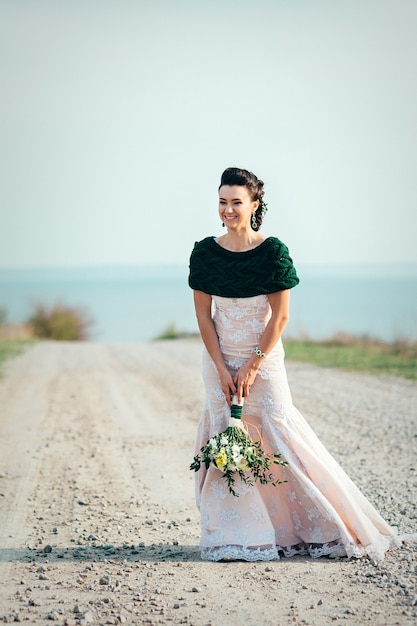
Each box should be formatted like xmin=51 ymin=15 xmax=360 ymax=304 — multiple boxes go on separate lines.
xmin=190 ymin=395 xmax=288 ymax=497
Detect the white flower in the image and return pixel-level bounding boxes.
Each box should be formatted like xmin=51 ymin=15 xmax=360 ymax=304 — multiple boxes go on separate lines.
xmin=237 ymin=457 xmax=249 ymax=472
xmin=209 ymin=437 xmax=218 ymax=450
xmin=220 ymin=436 xmax=228 ymax=446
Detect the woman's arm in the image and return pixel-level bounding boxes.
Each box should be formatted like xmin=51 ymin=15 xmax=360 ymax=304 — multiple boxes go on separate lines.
xmin=234 ymin=289 xmax=291 ymax=401
xmin=193 ymin=290 xmax=237 ymax=405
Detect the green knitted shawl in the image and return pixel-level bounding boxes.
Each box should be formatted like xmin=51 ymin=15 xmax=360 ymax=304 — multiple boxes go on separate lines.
xmin=188 ymin=236 xmax=299 ymax=298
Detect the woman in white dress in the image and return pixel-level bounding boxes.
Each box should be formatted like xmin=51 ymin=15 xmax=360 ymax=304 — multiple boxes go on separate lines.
xmin=188 ymin=167 xmax=402 ymax=562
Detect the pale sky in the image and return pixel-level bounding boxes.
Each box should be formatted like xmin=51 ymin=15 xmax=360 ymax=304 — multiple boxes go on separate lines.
xmin=1 ymin=0 xmax=416 ymax=269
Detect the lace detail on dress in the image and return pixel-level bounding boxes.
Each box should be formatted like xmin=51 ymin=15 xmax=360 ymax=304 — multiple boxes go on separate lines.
xmin=201 ymin=545 xmax=279 ymax=562
xmin=201 ymin=541 xmax=361 ymax=562
xmin=219 ymin=509 xmax=241 ymax=522
xmin=209 ymin=480 xmax=227 ymax=500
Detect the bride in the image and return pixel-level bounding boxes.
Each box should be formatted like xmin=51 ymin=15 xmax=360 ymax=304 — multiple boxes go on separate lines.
xmin=188 ymin=166 xmax=413 ymax=562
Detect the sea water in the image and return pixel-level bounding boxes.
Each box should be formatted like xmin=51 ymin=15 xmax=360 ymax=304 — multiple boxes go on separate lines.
xmin=0 ymin=265 xmax=416 ymax=343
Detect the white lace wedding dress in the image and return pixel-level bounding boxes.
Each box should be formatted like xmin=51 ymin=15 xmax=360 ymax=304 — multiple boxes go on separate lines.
xmin=193 ymin=294 xmax=402 ymax=562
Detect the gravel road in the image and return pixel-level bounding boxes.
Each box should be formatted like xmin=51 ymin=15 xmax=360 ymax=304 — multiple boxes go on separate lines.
xmin=0 ymin=340 xmax=416 ymax=625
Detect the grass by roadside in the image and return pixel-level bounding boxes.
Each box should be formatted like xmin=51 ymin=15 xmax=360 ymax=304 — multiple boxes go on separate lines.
xmin=284 ymin=337 xmax=417 ymax=381
xmin=0 ymin=339 xmax=34 ymax=376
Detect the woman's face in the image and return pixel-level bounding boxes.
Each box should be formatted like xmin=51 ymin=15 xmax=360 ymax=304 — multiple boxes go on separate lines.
xmin=218 ymin=185 xmax=258 ymax=231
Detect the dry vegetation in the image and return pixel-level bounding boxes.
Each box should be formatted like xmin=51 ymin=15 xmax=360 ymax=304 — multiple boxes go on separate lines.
xmin=26 ymin=302 xmax=94 ymax=341
xmin=0 ymin=303 xmax=94 ymax=373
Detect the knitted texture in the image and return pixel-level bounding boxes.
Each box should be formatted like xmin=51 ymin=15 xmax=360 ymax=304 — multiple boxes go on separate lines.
xmin=188 ymin=236 xmax=299 ymax=297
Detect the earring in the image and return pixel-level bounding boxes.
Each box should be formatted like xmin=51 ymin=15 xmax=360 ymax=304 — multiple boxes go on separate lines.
xmin=251 ymin=213 xmax=257 ymax=229
xmin=222 ymin=222 xmax=225 ymax=228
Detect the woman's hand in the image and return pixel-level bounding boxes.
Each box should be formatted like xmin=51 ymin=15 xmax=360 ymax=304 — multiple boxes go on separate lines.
xmin=219 ymin=366 xmax=237 ymax=406
xmin=234 ymin=363 xmax=260 ymax=403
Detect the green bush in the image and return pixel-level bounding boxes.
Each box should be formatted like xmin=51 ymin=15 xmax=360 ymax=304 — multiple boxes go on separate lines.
xmin=27 ymin=302 xmax=93 ymax=341
xmin=156 ymin=322 xmax=181 ymax=340
xmin=154 ymin=322 xmax=200 ymax=341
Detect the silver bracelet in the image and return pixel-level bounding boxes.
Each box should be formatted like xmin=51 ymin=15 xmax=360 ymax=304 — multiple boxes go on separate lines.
xmin=253 ymin=346 xmax=266 ymax=358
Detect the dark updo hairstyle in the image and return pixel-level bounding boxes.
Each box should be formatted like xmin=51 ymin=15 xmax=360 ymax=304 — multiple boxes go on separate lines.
xmin=219 ymin=167 xmax=267 ymax=231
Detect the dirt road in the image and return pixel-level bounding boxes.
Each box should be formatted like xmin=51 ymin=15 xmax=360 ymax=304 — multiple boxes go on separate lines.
xmin=0 ymin=341 xmax=416 ymax=625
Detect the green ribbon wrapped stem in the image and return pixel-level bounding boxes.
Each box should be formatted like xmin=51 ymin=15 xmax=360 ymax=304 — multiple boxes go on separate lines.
xmin=230 ymin=404 xmax=243 ymax=419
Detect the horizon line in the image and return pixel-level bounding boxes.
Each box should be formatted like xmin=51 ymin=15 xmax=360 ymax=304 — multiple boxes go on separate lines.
xmin=1 ymin=261 xmax=417 ymax=270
